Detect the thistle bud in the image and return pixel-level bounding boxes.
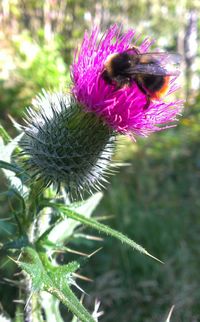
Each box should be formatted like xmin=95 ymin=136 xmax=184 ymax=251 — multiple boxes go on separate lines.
xmin=21 ymin=91 xmax=115 ymax=199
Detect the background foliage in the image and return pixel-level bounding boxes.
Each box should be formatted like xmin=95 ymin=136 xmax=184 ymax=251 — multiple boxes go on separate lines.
xmin=0 ymin=0 xmax=200 ymax=321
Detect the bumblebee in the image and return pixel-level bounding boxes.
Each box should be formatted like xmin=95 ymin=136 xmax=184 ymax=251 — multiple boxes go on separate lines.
xmin=102 ymin=46 xmax=181 ymax=109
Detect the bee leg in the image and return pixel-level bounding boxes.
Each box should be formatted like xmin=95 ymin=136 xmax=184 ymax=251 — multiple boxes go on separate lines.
xmin=135 ymin=80 xmax=151 ymax=110
xmin=143 ymin=95 xmax=151 ymax=110
xmin=102 ymin=70 xmax=113 ymax=84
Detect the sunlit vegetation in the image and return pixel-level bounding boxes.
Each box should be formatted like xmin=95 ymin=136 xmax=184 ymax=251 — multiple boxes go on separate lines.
xmin=0 ymin=1 xmax=200 ymax=321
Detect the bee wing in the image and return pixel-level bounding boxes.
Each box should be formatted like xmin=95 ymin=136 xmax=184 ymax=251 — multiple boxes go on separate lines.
xmin=126 ymin=64 xmax=180 ymax=76
xmin=125 ymin=52 xmax=182 ymax=76
xmin=138 ymin=52 xmax=182 ymax=64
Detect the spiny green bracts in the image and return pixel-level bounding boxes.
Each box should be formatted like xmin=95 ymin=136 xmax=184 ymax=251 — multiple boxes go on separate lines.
xmin=21 ymin=91 xmax=116 ymax=199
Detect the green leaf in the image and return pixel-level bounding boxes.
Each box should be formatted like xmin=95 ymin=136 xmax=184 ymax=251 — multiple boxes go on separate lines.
xmin=18 ymin=247 xmax=95 ymax=322
xmin=0 ymin=122 xmax=11 ymax=143
xmin=69 ymin=192 xmax=103 ymax=216
xmin=0 ymin=133 xmax=23 ymax=162
xmin=48 ymin=192 xmax=103 ymax=244
xmin=0 ymin=160 xmax=24 ymax=176
xmin=0 ymin=133 xmax=28 ymax=196
xmin=0 ymin=188 xmax=26 ymax=234
xmin=45 ymin=202 xmax=163 ymax=263
xmin=0 ymin=235 xmax=29 ymax=254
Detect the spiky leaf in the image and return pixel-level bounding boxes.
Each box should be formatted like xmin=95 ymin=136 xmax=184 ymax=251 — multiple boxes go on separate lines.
xmin=48 ymin=192 xmax=103 ymax=244
xmin=44 ymin=202 xmax=162 ymax=262
xmin=18 ymin=247 xmax=95 ymax=322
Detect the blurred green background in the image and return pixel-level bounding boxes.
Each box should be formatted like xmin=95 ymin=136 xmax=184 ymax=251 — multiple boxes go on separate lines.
xmin=0 ymin=0 xmax=200 ymax=321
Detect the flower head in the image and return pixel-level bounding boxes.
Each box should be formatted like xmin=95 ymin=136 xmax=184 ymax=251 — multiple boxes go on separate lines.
xmin=21 ymin=91 xmax=115 ymax=199
xmin=72 ymin=25 xmax=183 ymax=138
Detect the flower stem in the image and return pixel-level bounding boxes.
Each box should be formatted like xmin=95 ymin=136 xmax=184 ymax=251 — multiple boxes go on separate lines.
xmin=23 ymin=182 xmax=46 ymax=321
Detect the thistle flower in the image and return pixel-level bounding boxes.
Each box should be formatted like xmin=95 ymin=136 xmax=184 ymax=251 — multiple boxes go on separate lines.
xmin=21 ymin=25 xmax=183 ymax=198
xmin=21 ymin=91 xmax=115 ymax=198
xmin=72 ymin=24 xmax=183 ymax=138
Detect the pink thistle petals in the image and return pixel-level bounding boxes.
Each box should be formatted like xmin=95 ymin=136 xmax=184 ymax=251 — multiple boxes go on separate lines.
xmin=71 ymin=25 xmax=183 ymax=137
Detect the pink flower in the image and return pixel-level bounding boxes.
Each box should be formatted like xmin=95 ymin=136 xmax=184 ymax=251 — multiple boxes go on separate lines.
xmin=71 ymin=25 xmax=183 ymax=138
